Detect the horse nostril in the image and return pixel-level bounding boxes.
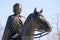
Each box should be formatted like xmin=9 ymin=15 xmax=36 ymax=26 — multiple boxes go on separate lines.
xmin=45 ymin=26 xmax=52 ymax=32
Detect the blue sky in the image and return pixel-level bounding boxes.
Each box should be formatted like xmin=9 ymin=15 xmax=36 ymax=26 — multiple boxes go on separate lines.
xmin=0 ymin=0 xmax=60 ymax=40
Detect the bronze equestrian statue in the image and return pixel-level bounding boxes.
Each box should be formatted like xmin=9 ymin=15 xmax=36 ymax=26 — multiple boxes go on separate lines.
xmin=2 ymin=3 xmax=25 ymax=40
xmin=21 ymin=8 xmax=52 ymax=40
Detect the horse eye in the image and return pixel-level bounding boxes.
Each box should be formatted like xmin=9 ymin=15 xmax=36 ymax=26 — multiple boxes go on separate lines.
xmin=40 ymin=16 xmax=44 ymax=19
xmin=40 ymin=16 xmax=42 ymax=19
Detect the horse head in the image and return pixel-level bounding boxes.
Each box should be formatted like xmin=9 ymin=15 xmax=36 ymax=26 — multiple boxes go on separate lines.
xmin=33 ymin=8 xmax=52 ymax=32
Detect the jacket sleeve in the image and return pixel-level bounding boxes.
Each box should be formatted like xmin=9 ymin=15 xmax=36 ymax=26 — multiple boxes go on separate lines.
xmin=2 ymin=16 xmax=16 ymax=40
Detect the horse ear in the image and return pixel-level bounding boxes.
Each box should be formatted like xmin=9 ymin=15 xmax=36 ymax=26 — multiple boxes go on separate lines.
xmin=34 ymin=8 xmax=37 ymax=13
xmin=39 ymin=9 xmax=43 ymax=14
